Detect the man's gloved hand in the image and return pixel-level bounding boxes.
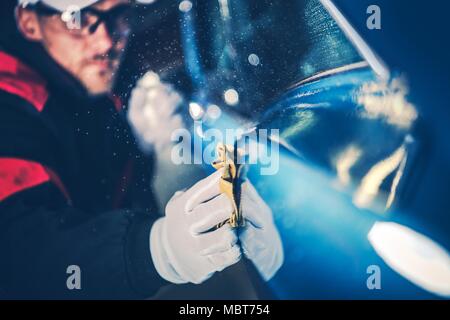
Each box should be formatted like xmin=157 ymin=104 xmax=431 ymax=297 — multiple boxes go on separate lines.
xmin=150 ymin=169 xmax=242 ymax=284
xmin=240 ymin=181 xmax=284 ymax=281
xmin=128 ymin=71 xmax=184 ymax=152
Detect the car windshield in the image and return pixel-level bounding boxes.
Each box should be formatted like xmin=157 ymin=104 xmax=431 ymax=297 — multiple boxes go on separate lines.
xmin=187 ymin=0 xmax=363 ymax=117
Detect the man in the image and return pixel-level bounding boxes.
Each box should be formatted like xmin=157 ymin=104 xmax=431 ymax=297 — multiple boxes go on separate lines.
xmin=0 ymin=0 xmax=283 ymax=299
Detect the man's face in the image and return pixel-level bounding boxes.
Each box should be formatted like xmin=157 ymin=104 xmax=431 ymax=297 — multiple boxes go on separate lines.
xmin=20 ymin=0 xmax=131 ymax=95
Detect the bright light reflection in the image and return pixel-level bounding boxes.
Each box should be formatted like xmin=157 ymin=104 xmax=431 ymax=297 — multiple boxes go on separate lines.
xmin=179 ymin=0 xmax=193 ymax=13
xmin=353 ymin=146 xmax=405 ymax=209
xmin=206 ymin=104 xmax=222 ymax=120
xmin=189 ymin=102 xmax=204 ymax=120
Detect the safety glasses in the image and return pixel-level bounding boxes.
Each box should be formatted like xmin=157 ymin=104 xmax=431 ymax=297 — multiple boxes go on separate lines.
xmin=31 ymin=2 xmax=133 ymax=39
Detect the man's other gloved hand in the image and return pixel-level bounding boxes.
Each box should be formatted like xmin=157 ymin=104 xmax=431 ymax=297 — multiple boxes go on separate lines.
xmin=150 ymin=170 xmax=242 ymax=284
xmin=128 ymin=71 xmax=184 ymax=152
xmin=240 ymin=181 xmax=284 ymax=281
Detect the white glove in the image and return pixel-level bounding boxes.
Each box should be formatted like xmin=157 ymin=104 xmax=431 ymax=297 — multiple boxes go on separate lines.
xmin=127 ymin=71 xmax=184 ymax=152
xmin=240 ymin=181 xmax=284 ymax=281
xmin=150 ymin=169 xmax=242 ymax=284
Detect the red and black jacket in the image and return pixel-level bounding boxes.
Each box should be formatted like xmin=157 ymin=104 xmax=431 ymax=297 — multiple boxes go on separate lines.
xmin=0 ymin=39 xmax=167 ymax=298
